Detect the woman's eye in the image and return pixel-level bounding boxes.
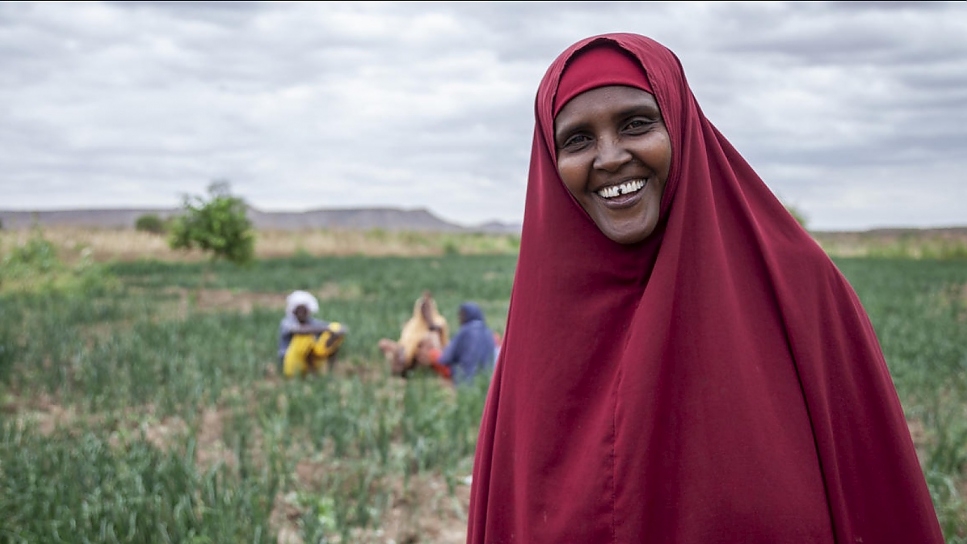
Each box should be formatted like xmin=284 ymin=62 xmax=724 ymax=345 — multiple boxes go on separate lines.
xmin=623 ymin=118 xmax=652 ymax=133
xmin=560 ymin=133 xmax=591 ymax=150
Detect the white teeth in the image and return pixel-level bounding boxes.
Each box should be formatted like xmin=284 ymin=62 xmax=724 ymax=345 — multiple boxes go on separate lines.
xmin=597 ymin=180 xmax=645 ymax=199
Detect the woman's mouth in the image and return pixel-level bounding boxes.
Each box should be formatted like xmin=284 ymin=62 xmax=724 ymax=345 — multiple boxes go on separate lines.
xmin=597 ymin=179 xmax=645 ymax=199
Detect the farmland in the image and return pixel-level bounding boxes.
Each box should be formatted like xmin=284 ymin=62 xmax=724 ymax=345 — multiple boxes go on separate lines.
xmin=1 ymin=227 xmax=966 ymax=543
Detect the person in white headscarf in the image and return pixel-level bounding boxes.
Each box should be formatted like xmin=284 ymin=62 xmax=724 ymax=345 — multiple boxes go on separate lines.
xmin=277 ymin=290 xmax=347 ymax=377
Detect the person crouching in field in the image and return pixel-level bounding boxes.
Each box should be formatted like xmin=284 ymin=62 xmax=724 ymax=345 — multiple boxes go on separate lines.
xmin=278 ymin=290 xmax=347 ymax=378
xmin=416 ymin=301 xmax=496 ymax=386
xmin=379 ymin=291 xmax=450 ymax=377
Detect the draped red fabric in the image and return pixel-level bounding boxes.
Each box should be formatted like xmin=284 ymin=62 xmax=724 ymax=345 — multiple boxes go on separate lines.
xmin=466 ymin=33 xmax=942 ymax=543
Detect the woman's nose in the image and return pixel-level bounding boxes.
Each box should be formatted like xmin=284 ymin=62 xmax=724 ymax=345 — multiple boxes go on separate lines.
xmin=593 ymin=136 xmax=631 ymax=172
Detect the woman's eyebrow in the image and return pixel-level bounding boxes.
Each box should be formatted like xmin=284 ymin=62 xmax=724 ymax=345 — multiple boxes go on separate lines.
xmin=554 ymin=118 xmax=588 ymax=142
xmin=555 ymin=103 xmax=661 ymax=140
xmin=614 ymin=103 xmax=661 ymax=119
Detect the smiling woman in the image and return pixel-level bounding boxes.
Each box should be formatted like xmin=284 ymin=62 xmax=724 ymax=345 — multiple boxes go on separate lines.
xmin=465 ymin=33 xmax=944 ymax=543
xmin=553 ymin=45 xmax=671 ymax=244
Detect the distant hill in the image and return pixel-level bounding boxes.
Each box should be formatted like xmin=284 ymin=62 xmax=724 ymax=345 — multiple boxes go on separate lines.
xmin=0 ymin=207 xmax=523 ymax=234
xmin=4 ymin=208 xmax=960 ymax=240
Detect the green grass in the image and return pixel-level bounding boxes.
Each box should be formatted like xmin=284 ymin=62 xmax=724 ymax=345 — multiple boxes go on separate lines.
xmin=836 ymin=258 xmax=967 ymax=538
xmin=0 ymin=246 xmax=512 ymax=542
xmin=0 ymin=234 xmax=965 ymax=542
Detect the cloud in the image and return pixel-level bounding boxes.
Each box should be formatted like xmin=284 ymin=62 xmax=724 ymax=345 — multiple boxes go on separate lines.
xmin=0 ymin=1 xmax=965 ymax=230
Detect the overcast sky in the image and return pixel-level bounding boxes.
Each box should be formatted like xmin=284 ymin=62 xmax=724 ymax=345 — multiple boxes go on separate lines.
xmin=2 ymin=1 xmax=965 ymax=231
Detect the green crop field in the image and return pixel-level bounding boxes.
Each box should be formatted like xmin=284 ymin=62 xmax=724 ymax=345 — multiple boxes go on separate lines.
xmin=1 ymin=229 xmax=965 ymax=543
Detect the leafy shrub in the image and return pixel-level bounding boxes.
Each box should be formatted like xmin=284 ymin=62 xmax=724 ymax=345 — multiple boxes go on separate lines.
xmin=135 ymin=213 xmax=169 ymax=235
xmin=0 ymin=229 xmax=118 ymax=294
xmin=168 ymin=181 xmax=255 ymax=265
xmin=2 ymin=229 xmax=61 ymax=277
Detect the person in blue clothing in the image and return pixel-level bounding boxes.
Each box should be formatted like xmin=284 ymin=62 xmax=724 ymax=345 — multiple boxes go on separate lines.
xmin=416 ymin=301 xmax=496 ymax=386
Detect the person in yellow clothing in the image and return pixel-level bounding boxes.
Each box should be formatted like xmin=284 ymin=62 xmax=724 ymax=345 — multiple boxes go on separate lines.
xmin=379 ymin=290 xmax=449 ymax=378
xmin=277 ymin=290 xmax=347 ymax=377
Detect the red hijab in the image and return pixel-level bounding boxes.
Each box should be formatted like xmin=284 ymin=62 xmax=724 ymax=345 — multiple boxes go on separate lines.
xmin=467 ymin=33 xmax=942 ymax=543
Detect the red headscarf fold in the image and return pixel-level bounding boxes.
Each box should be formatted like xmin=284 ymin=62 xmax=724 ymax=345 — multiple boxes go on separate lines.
xmin=467 ymin=33 xmax=942 ymax=543
xmin=554 ymin=43 xmax=653 ymax=115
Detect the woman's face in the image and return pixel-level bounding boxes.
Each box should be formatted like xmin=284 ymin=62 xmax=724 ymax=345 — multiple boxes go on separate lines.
xmin=554 ymin=85 xmax=671 ymax=245
xmin=294 ymin=305 xmax=310 ymax=324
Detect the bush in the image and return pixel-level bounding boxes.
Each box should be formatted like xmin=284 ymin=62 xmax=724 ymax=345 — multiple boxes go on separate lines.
xmin=0 ymin=228 xmax=118 ymax=294
xmin=168 ymin=181 xmax=255 ymax=266
xmin=135 ymin=213 xmax=169 ymax=235
xmin=2 ymin=229 xmax=60 ymax=276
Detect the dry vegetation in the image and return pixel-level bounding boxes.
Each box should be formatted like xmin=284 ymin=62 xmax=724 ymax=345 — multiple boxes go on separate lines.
xmin=0 ymin=226 xmax=521 ymax=264
xmin=3 ymin=225 xmax=966 ymax=263
xmin=811 ymin=227 xmax=967 ymax=259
